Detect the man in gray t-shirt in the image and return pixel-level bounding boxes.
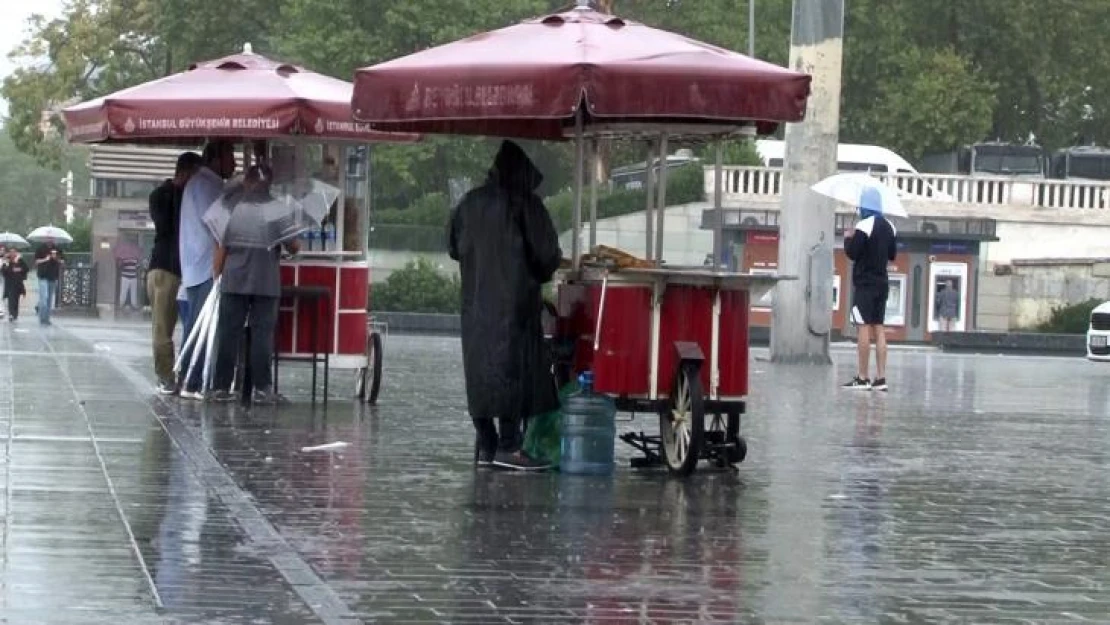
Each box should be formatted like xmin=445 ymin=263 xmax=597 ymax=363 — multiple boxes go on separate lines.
xmin=209 ymin=166 xmax=300 ymax=404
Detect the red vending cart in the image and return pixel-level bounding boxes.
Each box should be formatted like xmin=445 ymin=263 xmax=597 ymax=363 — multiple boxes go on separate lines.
xmin=271 ymin=142 xmax=384 ymax=404
xmin=351 ymin=3 xmax=812 ymax=473
xmin=557 ymin=265 xmax=778 ymax=475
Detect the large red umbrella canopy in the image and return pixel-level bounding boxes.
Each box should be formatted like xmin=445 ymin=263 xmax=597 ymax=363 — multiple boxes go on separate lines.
xmin=63 ymin=48 xmax=418 ymax=144
xmin=352 ymin=6 xmax=811 ymax=140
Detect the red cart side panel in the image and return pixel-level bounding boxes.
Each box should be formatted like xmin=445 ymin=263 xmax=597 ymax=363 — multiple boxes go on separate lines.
xmin=717 ymin=289 xmax=751 ymax=397
xmin=592 ymin=285 xmax=652 ymax=396
xmin=297 ymin=265 xmax=335 ymax=290
xmin=559 ymin=283 xmax=652 ymax=396
xmin=293 ymin=265 xmax=336 ymax=353
xmin=336 ymin=312 xmax=368 ymax=355
xmin=339 ymin=266 xmax=369 ymax=311
xmin=656 ymin=285 xmax=714 ymax=397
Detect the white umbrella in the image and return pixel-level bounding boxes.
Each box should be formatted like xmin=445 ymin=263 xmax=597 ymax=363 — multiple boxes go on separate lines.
xmin=0 ymin=232 xmax=29 ymax=248
xmin=204 ymin=187 xmax=319 ymax=249
xmin=811 ymin=173 xmax=908 ymax=218
xmin=285 ymin=179 xmax=340 ymax=225
xmin=27 ymin=225 xmax=74 ymax=245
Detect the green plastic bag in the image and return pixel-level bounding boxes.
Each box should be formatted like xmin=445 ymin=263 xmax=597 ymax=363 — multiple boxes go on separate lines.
xmin=523 ymin=381 xmax=579 ymax=468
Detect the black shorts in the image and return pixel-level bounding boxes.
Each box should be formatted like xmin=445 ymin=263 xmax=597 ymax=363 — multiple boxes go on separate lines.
xmin=851 ymin=285 xmax=889 ymax=326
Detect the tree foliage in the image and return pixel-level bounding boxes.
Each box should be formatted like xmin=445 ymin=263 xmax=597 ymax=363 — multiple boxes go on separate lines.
xmin=4 ymin=0 xmax=1110 ymax=207
xmin=0 ymin=131 xmax=88 ymax=234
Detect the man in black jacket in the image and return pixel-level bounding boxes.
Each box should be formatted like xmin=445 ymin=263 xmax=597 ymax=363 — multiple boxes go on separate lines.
xmin=147 ymin=151 xmax=201 ymax=394
xmin=843 ymin=188 xmax=898 ymax=392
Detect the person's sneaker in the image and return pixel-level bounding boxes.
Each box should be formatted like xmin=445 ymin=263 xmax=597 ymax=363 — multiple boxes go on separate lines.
xmin=209 ymin=390 xmax=237 ymax=403
xmin=492 ymin=451 xmax=552 ymax=472
xmin=871 ymin=377 xmax=888 ymax=392
xmin=179 ymin=389 xmax=205 ymax=401
xmin=476 ymin=448 xmax=496 ymax=468
xmin=842 ymin=376 xmax=872 ymax=390
xmin=155 ymin=379 xmax=178 ymax=396
xmin=251 ymin=389 xmax=280 ymax=406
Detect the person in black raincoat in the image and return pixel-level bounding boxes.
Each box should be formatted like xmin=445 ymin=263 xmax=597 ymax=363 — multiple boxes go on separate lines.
xmin=449 ymin=140 xmax=562 ymax=471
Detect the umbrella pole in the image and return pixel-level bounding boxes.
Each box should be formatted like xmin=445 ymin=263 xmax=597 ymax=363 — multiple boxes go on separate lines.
xmin=572 ymin=108 xmax=584 ymax=270
xmin=588 ymin=138 xmax=599 ymax=252
xmin=654 ymin=132 xmax=669 ymax=264
xmin=182 ymin=278 xmax=221 ymax=386
xmin=175 ymin=284 xmax=217 ymax=374
xmin=201 ymin=285 xmax=222 ymax=392
xmin=713 ymin=138 xmax=725 ymax=269
xmin=643 ymin=140 xmax=656 ymax=261
xmin=182 ymin=294 xmax=215 ymax=383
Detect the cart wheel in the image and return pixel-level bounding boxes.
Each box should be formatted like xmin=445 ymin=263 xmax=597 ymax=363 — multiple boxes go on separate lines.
xmin=732 ymin=436 xmax=748 ymax=464
xmin=660 ymin=363 xmax=705 ymax=476
xmin=711 ymin=411 xmax=747 ymax=465
xmin=706 ymin=412 xmax=744 ymax=467
xmin=357 ymin=332 xmax=383 ymax=404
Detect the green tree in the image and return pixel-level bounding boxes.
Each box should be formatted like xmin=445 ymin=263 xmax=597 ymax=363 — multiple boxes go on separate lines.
xmin=861 ymin=48 xmax=996 ymax=161
xmin=2 ymin=0 xmax=283 ymax=167
xmin=0 ymin=131 xmax=80 ymax=234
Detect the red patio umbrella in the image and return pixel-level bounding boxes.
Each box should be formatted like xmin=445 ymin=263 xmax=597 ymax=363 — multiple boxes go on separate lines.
xmin=351 ymin=5 xmax=811 ymax=139
xmin=63 ymin=45 xmax=418 ymax=144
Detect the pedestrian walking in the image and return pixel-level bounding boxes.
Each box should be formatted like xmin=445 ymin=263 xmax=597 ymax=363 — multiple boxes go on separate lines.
xmin=33 ymin=240 xmax=64 ymax=326
xmin=0 ymin=249 xmax=29 ymax=321
xmin=843 ymin=188 xmax=898 ymax=392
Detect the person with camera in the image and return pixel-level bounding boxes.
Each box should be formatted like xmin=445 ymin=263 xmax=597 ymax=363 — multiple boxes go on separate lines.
xmin=33 ymin=240 xmax=64 ymax=326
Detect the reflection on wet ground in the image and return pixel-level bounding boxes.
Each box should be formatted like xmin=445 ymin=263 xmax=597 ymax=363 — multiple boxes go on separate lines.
xmin=0 ymin=319 xmax=1108 ymax=623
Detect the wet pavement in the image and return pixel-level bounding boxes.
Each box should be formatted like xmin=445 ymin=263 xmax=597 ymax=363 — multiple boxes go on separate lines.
xmin=1 ymin=318 xmax=1108 ymax=623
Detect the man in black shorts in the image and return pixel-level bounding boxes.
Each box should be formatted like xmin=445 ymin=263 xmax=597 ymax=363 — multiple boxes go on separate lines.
xmin=843 ymin=188 xmax=898 ymax=391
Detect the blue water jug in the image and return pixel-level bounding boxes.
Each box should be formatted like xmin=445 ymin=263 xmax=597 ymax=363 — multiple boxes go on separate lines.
xmin=560 ymin=372 xmax=617 ymax=475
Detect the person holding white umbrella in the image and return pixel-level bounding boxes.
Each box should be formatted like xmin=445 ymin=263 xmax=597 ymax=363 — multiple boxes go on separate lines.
xmin=27 ymin=227 xmax=72 ymax=326
xmin=840 ymin=186 xmax=898 ymax=391
xmin=810 ymin=174 xmax=903 ymax=391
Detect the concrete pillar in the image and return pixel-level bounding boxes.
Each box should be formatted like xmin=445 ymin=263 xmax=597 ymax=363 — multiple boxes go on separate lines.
xmin=770 ymin=0 xmax=845 ymax=364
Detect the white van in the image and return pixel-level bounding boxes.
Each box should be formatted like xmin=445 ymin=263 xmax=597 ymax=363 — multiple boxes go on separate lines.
xmin=756 ymin=140 xmax=951 ymax=201
xmin=1087 ymin=301 xmax=1110 ymax=361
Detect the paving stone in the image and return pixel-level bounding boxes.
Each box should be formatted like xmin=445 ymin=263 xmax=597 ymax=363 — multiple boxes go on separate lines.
xmin=0 ymin=318 xmax=1108 ymax=623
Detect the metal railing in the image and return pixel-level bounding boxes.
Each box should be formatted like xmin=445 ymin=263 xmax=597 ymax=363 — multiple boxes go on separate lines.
xmin=704 ymin=165 xmax=1110 ymax=210
xmin=701 ymin=208 xmax=997 ymax=238
xmin=58 ymin=253 xmax=97 ymax=310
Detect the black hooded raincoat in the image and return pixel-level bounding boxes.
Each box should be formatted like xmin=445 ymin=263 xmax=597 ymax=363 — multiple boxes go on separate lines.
xmin=448 ymin=141 xmax=563 ymax=421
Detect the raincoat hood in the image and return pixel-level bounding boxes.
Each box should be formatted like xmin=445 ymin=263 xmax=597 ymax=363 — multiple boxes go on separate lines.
xmin=490 ymin=140 xmax=543 ymax=192
xmin=859 ymin=187 xmax=883 ymax=220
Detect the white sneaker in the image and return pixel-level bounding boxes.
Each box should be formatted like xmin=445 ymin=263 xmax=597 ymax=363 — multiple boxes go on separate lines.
xmin=179 ymin=390 xmax=205 ymax=401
